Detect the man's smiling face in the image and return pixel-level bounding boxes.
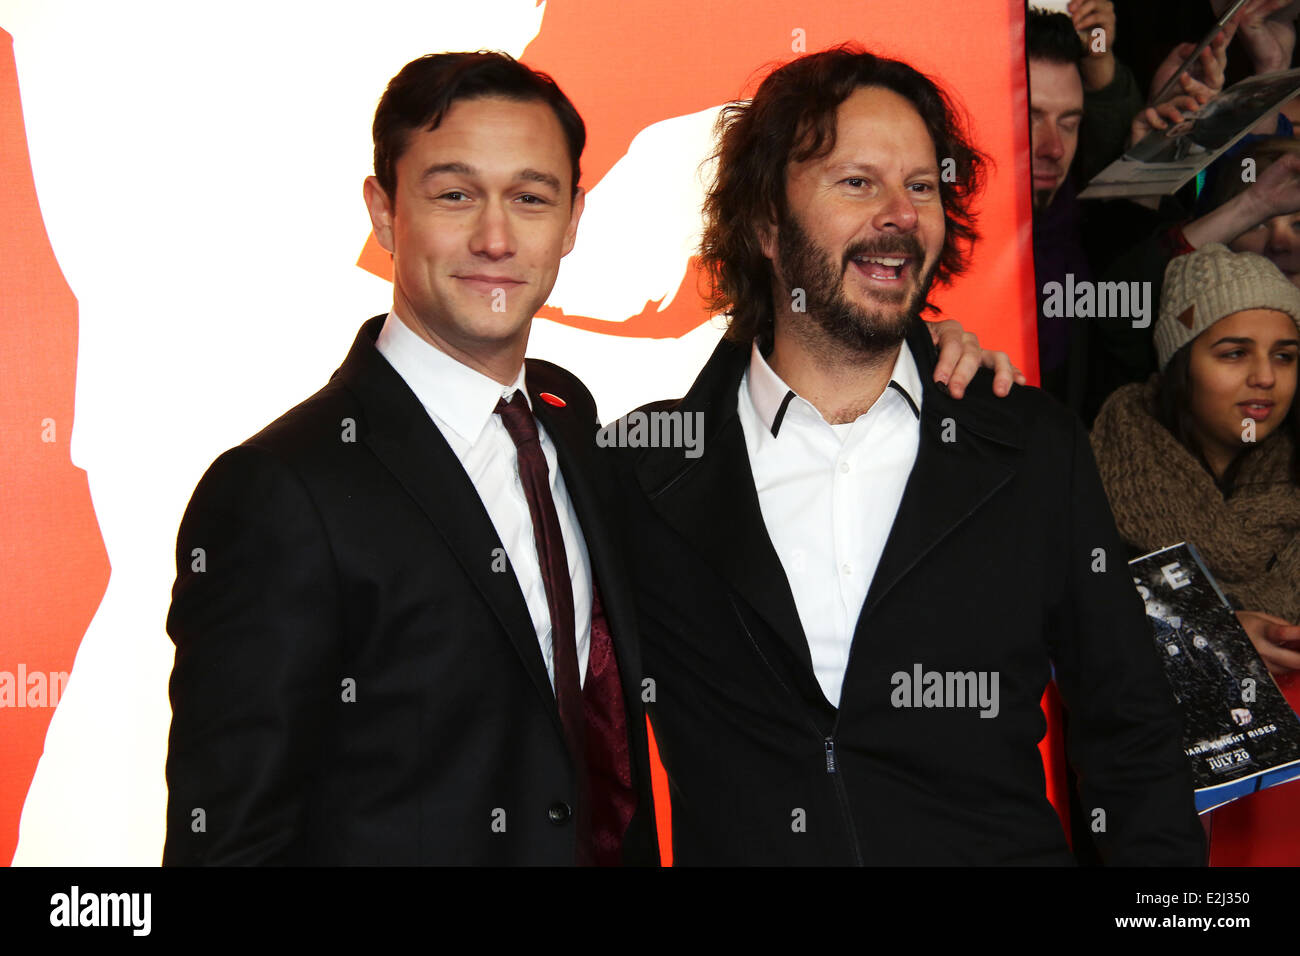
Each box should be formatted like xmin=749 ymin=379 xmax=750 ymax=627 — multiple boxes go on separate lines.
xmin=364 ymin=95 xmax=583 ymax=373
xmin=763 ymin=84 xmax=945 ymax=353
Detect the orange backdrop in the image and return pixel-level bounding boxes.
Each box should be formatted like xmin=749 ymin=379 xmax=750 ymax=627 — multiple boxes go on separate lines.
xmin=0 ymin=0 xmax=1041 ymax=865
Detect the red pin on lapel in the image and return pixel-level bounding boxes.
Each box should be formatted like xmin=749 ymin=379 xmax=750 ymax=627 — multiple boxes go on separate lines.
xmin=539 ymin=392 xmax=566 ymax=407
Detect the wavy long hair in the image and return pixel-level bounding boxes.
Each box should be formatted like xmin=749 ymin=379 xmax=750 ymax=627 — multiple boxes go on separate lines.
xmin=700 ymin=45 xmax=989 ymax=347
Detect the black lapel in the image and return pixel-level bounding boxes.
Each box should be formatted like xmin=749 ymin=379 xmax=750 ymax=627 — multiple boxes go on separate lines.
xmin=332 ymin=317 xmax=563 ymax=742
xmin=632 ymin=337 xmax=816 ymax=688
xmin=857 ymin=321 xmax=1023 ymax=623
xmin=526 ymin=363 xmax=647 ymax=732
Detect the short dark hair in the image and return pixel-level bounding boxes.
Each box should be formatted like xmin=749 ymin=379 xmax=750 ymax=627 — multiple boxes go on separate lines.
xmin=1025 ymin=10 xmax=1084 ymax=65
xmin=372 ymin=51 xmax=585 ymax=199
xmin=700 ymin=44 xmax=989 ymax=347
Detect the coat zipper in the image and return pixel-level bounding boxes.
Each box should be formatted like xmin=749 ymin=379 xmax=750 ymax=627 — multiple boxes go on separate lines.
xmin=729 ymin=596 xmax=864 ymax=864
xmin=824 ymin=734 xmax=864 ymax=865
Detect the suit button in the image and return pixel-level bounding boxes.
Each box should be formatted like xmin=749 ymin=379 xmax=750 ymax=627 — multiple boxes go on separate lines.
xmin=547 ymin=802 xmax=572 ymax=825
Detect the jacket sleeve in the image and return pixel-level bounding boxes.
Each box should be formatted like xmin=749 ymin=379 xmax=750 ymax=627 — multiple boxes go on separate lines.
xmin=163 ymin=443 xmax=343 ymax=865
xmin=1047 ymin=418 xmax=1206 ymax=865
xmin=1079 ymin=59 xmax=1144 ymax=184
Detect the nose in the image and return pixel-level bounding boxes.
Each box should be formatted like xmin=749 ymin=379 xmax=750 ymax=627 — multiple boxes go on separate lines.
xmin=1265 ymin=216 xmax=1298 ymax=256
xmin=1246 ymin=352 xmax=1276 ymax=390
xmin=871 ymin=183 xmax=919 ymax=233
xmin=1035 ymin=122 xmax=1063 ymax=162
xmin=468 ymin=198 xmax=514 ymax=259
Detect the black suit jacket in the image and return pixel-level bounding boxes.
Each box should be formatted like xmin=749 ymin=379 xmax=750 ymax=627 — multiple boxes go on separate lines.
xmin=616 ymin=321 xmax=1205 ymax=865
xmin=164 ymin=316 xmax=657 ymax=865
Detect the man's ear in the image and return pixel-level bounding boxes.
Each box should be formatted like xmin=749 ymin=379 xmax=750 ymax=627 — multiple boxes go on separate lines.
xmin=757 ymin=211 xmax=778 ymax=261
xmin=561 ymin=186 xmax=586 ymax=258
xmin=363 ymin=176 xmax=396 ymax=254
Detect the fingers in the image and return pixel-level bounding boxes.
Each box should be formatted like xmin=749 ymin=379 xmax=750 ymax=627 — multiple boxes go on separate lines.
xmin=1071 ymin=0 xmax=1115 ymax=40
xmin=1175 ymin=75 xmax=1215 ymax=107
xmin=1152 ymin=42 xmax=1205 ymax=104
xmin=1279 ymin=152 xmax=1300 ymax=176
xmin=1199 ymin=41 xmax=1227 ymax=91
xmin=1230 ymin=0 xmax=1268 ymax=27
xmin=1133 ymin=106 xmax=1161 ymax=136
xmin=1267 ymin=622 xmax=1300 ymax=644
xmin=944 ymin=332 xmax=984 ymax=400
xmin=1257 ymin=640 xmax=1300 ymax=675
xmin=988 ymin=351 xmax=1022 ymax=397
xmin=1240 ymin=610 xmax=1300 ymax=674
xmin=1146 ymin=100 xmax=1190 ymax=130
xmin=927 ymin=320 xmax=1019 ymax=398
xmin=928 ymin=319 xmax=964 ymax=389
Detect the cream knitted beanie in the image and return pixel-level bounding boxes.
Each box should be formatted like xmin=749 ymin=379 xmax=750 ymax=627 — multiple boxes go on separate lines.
xmin=1156 ymin=242 xmax=1300 ymax=370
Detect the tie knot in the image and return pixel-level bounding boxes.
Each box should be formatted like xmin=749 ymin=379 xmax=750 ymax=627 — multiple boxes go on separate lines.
xmin=495 ymin=393 xmax=540 ymax=447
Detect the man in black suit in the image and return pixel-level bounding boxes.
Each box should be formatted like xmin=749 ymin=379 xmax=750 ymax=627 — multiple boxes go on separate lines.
xmin=616 ymin=46 xmax=1207 ymax=864
xmin=164 ymin=49 xmax=1014 ymax=866
xmin=162 ymin=52 xmax=655 ymax=865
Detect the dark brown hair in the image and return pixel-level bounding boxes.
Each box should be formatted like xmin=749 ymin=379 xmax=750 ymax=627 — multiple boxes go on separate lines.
xmin=1025 ymin=10 xmax=1085 ymax=66
xmin=1156 ymin=343 xmax=1300 ymax=495
xmin=700 ymin=44 xmax=989 ymax=346
xmin=372 ymin=51 xmax=585 ymax=200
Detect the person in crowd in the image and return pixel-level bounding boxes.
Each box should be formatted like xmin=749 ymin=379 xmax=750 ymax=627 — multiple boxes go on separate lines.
xmin=1091 ymin=242 xmax=1300 ymax=865
xmin=1091 ymin=242 xmax=1300 ymax=671
xmin=1029 ymin=7 xmax=1143 ymax=414
xmin=1029 ymin=6 xmax=1237 ymax=421
xmin=1085 ymin=0 xmax=1299 ymax=411
xmin=1096 ymin=139 xmax=1300 ymax=418
xmin=1202 ymin=137 xmax=1300 ymax=289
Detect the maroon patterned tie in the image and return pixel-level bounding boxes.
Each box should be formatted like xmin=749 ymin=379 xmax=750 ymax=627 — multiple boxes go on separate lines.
xmin=585 ymin=583 xmax=636 ymax=866
xmin=494 ymin=394 xmax=590 ymax=861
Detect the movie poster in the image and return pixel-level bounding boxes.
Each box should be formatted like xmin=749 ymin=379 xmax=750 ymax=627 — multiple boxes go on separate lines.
xmin=1131 ymin=543 xmax=1300 ymax=813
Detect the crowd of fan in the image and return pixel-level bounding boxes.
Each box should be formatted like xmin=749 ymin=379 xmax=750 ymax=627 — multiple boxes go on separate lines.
xmin=1027 ymin=1 xmax=1299 ymax=673
xmin=1027 ymin=2 xmax=1300 ymax=865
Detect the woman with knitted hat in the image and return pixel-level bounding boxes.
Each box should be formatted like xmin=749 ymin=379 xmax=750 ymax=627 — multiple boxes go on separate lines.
xmin=1091 ymin=242 xmax=1300 ymax=865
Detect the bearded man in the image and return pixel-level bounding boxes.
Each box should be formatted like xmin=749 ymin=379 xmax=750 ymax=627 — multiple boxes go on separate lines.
xmin=613 ymin=46 xmax=1206 ymax=865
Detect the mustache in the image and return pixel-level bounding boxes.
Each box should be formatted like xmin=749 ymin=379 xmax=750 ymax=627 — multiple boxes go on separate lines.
xmin=842 ymin=237 xmax=925 ymax=270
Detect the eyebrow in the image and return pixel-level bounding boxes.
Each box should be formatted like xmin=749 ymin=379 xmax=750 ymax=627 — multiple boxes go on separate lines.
xmin=419 ymin=162 xmax=562 ymax=193
xmin=517 ymin=168 xmax=563 ymax=192
xmin=419 ymin=161 xmax=475 ymax=182
xmin=1209 ymin=336 xmax=1300 ymax=348
xmin=826 ymin=161 xmax=940 ymax=179
xmin=1031 ymin=107 xmax=1085 ymax=120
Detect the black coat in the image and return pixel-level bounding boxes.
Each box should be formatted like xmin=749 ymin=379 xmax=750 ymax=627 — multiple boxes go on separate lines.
xmin=164 ymin=316 xmax=657 ymax=865
xmin=615 ymin=321 xmax=1205 ymax=865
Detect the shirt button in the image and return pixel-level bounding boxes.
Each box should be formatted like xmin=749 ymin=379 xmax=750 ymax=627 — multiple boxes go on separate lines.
xmin=839 ymin=461 xmax=850 ymax=474
xmin=841 ymin=563 xmax=852 ymax=576
xmin=547 ymin=802 xmax=572 ymax=825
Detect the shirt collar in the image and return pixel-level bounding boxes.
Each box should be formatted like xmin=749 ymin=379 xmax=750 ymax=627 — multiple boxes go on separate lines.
xmin=745 ymin=339 xmax=923 ymax=438
xmin=375 ymin=310 xmax=530 ymax=445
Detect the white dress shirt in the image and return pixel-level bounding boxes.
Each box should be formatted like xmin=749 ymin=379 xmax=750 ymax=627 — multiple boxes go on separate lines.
xmin=376 ymin=311 xmax=592 ymax=688
xmin=737 ymin=342 xmax=922 ymax=708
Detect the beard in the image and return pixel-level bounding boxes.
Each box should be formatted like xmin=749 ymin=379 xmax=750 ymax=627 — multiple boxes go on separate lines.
xmin=774 ymin=206 xmax=938 ymax=357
